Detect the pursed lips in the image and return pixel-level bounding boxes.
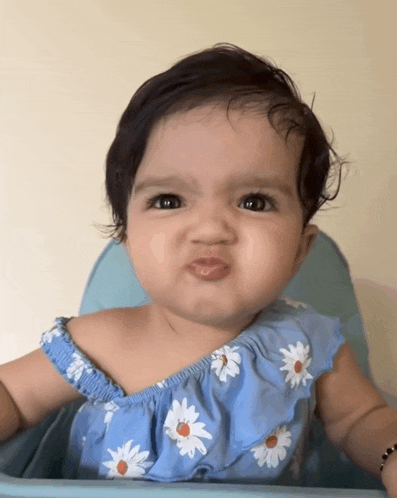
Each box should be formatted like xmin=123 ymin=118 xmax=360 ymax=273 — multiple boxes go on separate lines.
xmin=187 ymin=257 xmax=229 ymax=268
xmin=186 ymin=258 xmax=231 ymax=280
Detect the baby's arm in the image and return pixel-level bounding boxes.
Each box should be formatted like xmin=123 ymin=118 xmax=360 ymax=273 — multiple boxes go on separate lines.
xmin=0 ymin=381 xmax=21 ymax=441
xmin=0 ymin=321 xmax=86 ymax=442
xmin=315 ymin=342 xmax=397 ymax=487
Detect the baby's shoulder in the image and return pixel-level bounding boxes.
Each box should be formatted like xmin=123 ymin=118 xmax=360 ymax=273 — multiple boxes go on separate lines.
xmin=70 ymin=306 xmax=148 ymax=334
xmin=67 ymin=306 xmax=150 ymax=366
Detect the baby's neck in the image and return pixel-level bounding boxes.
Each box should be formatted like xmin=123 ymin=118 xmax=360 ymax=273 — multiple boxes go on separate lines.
xmin=144 ymin=304 xmax=261 ymax=350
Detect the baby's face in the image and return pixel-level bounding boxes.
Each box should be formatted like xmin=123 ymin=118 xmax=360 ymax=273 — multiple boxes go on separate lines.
xmin=125 ymin=106 xmax=318 ymax=327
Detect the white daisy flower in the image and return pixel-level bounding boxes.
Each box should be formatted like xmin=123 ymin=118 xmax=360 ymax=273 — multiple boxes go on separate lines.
xmin=279 ymin=341 xmax=313 ymax=388
xmin=156 ymin=380 xmax=166 ymax=388
xmin=102 ymin=439 xmax=154 ymax=479
xmin=66 ymin=351 xmax=93 ymax=382
xmin=279 ymin=297 xmax=308 ymax=309
xmin=40 ymin=325 xmax=61 ymax=345
xmin=164 ymin=397 xmax=213 ymax=459
xmin=251 ymin=425 xmax=292 ymax=468
xmin=104 ymin=401 xmax=120 ymax=427
xmin=211 ymin=345 xmax=241 ymax=382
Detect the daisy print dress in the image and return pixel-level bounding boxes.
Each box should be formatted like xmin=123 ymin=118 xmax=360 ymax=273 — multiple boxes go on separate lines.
xmin=39 ymin=298 xmax=345 ymax=484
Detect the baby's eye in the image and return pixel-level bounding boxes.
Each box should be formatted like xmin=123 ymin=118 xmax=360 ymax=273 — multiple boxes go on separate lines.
xmin=239 ymin=193 xmax=276 ymax=212
xmin=145 ymin=194 xmax=181 ymax=210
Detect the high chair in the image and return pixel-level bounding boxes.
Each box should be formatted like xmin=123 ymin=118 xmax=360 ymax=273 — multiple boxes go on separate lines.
xmin=0 ymin=232 xmax=393 ymax=497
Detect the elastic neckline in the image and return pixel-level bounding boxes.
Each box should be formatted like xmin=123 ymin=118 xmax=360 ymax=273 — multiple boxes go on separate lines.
xmin=110 ymin=307 xmax=273 ymax=404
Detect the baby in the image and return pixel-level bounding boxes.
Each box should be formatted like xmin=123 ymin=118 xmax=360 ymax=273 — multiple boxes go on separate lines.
xmin=1 ymin=43 xmax=397 ymax=493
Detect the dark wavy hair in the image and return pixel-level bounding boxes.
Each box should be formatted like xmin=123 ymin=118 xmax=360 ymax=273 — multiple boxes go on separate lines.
xmin=99 ymin=43 xmax=347 ymax=243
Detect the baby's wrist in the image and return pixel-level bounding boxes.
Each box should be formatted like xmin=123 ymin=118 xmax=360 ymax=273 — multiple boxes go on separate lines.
xmin=381 ymin=448 xmax=397 ymax=487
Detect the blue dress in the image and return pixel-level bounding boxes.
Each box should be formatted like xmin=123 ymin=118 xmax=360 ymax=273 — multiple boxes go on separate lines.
xmin=39 ymin=298 xmax=345 ymax=484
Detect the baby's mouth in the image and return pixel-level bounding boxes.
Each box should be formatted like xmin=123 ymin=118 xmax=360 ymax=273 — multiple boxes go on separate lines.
xmin=186 ymin=263 xmax=231 ymax=281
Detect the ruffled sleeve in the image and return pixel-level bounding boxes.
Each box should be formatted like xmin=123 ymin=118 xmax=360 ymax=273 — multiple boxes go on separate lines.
xmin=39 ymin=317 xmax=125 ymax=402
xmin=232 ymin=300 xmax=344 ymax=455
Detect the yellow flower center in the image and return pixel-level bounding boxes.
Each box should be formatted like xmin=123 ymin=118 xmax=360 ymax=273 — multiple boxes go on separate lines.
xmin=221 ymin=354 xmax=228 ymax=366
xmin=117 ymin=460 xmax=128 ymax=476
xmin=266 ymin=435 xmax=278 ymax=448
xmin=176 ymin=422 xmax=190 ymax=437
xmin=294 ymin=360 xmax=303 ymax=373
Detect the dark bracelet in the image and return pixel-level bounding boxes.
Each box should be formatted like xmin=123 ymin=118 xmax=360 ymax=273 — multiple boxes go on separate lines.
xmin=380 ymin=444 xmax=397 ymax=471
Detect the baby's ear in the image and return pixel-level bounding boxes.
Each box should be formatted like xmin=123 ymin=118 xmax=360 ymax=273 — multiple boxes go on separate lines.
xmin=302 ymin=223 xmax=319 ymax=254
xmin=293 ymin=224 xmax=319 ymax=274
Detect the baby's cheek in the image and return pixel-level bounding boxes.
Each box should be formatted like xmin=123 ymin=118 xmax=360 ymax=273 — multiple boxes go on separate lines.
xmin=242 ymin=232 xmax=296 ymax=288
xmin=245 ymin=232 xmax=280 ymax=266
xmin=149 ymin=232 xmax=166 ymax=264
xmin=129 ymin=227 xmax=165 ymax=262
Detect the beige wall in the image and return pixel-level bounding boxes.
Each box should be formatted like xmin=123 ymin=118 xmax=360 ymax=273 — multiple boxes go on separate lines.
xmin=1 ymin=0 xmax=396 ymax=364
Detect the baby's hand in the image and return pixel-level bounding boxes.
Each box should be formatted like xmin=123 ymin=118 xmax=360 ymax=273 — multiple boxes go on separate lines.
xmin=382 ymin=453 xmax=397 ymax=498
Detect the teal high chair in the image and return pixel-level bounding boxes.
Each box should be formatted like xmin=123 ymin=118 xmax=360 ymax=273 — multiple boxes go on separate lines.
xmin=0 ymin=232 xmax=390 ymax=497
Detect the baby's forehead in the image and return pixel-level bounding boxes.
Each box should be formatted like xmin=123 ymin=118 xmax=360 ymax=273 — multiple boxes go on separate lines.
xmin=150 ymin=105 xmax=304 ymax=161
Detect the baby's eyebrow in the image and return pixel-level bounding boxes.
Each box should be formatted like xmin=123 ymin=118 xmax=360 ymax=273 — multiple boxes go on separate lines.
xmin=133 ymin=174 xmax=293 ymax=199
